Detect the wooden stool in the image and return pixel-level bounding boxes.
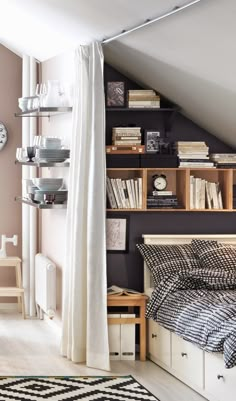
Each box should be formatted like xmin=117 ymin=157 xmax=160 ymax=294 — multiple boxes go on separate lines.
xmin=107 ymin=295 xmax=148 ymax=361
xmin=0 ymin=257 xmax=25 ymax=318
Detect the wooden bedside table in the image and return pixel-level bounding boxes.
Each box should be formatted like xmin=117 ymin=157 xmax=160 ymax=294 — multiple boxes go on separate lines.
xmin=107 ymin=294 xmax=148 ymax=361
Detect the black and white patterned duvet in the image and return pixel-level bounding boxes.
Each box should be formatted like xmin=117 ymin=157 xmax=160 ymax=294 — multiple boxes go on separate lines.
xmin=147 ymin=287 xmax=236 ymax=368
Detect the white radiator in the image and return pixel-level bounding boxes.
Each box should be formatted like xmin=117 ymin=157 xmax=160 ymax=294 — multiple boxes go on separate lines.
xmin=35 ymin=253 xmax=56 ymax=319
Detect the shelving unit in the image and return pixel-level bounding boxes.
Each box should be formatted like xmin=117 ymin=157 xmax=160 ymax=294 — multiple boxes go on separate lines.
xmin=15 ymin=160 xmax=70 ymax=168
xmin=15 ymin=197 xmax=67 ymax=209
xmin=107 ymin=168 xmax=235 ymax=212
xmin=15 ymin=107 xmax=72 ymax=118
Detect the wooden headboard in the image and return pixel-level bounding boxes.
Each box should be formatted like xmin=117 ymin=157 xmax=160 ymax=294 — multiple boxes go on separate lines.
xmin=142 ymin=234 xmax=236 ymax=296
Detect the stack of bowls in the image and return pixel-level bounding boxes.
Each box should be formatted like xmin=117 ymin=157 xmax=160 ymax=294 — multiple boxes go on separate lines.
xmin=33 ymin=178 xmax=63 ymax=191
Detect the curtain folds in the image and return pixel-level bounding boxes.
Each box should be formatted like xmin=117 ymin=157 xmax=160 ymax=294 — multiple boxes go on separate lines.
xmin=61 ymin=42 xmax=110 ymax=371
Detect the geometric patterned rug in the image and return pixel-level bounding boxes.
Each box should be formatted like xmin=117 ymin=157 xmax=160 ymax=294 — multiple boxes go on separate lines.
xmin=0 ymin=376 xmax=159 ymax=400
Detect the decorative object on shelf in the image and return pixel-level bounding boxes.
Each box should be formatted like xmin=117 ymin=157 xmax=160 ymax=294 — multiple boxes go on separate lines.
xmin=43 ymin=80 xmax=61 ymax=107
xmin=106 ymin=81 xmax=125 ymax=107
xmin=106 ymin=217 xmax=129 ymax=252
xmin=152 ymin=174 xmax=167 ymax=191
xmin=0 ymin=122 xmax=7 ymax=151
xmin=0 ymin=235 xmax=18 ymax=258
xmin=106 ymin=145 xmax=145 ymax=154
xmin=144 ymin=130 xmax=160 ymax=153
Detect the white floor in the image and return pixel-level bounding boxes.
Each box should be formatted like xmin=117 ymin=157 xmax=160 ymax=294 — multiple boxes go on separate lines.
xmin=0 ymin=311 xmax=207 ymax=401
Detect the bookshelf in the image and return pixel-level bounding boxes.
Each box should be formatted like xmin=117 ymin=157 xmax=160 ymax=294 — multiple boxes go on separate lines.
xmin=107 ymin=168 xmax=234 ymax=212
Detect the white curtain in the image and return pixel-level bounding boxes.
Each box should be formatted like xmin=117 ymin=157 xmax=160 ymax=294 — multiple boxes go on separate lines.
xmin=61 ymin=42 xmax=110 ymax=371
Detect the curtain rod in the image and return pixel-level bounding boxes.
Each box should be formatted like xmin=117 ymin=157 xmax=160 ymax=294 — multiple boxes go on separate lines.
xmin=102 ymin=0 xmax=202 ymax=44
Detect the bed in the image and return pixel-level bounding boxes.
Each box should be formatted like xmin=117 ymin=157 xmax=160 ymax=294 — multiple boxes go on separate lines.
xmin=137 ymin=234 xmax=236 ymax=401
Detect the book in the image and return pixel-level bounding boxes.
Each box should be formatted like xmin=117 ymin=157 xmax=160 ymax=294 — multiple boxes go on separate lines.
xmin=106 ymin=177 xmax=118 ymax=209
xmin=107 ymin=285 xmax=144 ymax=297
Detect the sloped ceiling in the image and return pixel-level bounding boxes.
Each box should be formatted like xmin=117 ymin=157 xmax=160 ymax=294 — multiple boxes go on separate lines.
xmin=104 ymin=0 xmax=236 ymax=148
xmin=1 ymin=0 xmax=235 ymax=146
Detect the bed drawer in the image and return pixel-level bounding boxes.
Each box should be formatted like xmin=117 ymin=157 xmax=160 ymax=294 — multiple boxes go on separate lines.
xmin=172 ymin=333 xmax=204 ymax=389
xmin=148 ymin=320 xmax=171 ymax=367
xmin=205 ymin=352 xmax=236 ymax=401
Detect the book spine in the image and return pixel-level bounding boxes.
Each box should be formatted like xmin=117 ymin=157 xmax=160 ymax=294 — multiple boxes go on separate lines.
xmin=200 ymin=179 xmax=206 ymax=209
xmin=130 ymin=179 xmax=137 ymax=208
xmin=190 ymin=175 xmax=194 ymax=209
xmin=112 ymin=136 xmax=141 ymax=140
xmin=211 ymin=182 xmax=219 ymax=209
xmin=113 ymin=141 xmax=142 ymax=145
xmin=117 ymin=178 xmax=126 ymax=208
xmin=128 ymin=96 xmax=160 ymax=101
xmin=111 ymin=178 xmax=122 ymax=209
xmin=122 ymin=180 xmax=130 ymax=208
xmin=126 ymin=180 xmax=134 ymax=208
xmin=106 ymin=177 xmax=117 ymax=209
xmin=138 ymin=177 xmax=142 ymax=209
xmin=134 ymin=179 xmax=139 ymax=210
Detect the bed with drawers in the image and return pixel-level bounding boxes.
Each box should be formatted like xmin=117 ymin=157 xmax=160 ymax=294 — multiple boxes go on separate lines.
xmin=137 ymin=234 xmax=236 ymax=401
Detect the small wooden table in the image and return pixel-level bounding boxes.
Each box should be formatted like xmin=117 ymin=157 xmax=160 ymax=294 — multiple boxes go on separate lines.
xmin=107 ymin=294 xmax=148 ymax=361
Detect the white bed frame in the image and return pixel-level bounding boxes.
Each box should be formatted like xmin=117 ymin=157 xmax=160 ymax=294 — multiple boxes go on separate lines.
xmin=142 ymin=234 xmax=236 ymax=401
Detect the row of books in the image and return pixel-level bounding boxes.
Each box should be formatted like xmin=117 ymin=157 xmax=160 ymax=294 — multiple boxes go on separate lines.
xmin=106 ymin=177 xmax=142 ymax=209
xmin=190 ymin=176 xmax=223 ymax=209
xmin=112 ymin=126 xmax=141 ymax=146
xmin=128 ymin=89 xmax=160 ymax=108
xmin=210 ymin=153 xmax=236 ymax=168
xmin=175 ymin=141 xmax=215 ymax=168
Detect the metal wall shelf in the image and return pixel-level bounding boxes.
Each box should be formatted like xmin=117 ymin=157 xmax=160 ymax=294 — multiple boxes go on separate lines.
xmin=15 ymin=197 xmax=67 ymax=209
xmin=15 ymin=107 xmax=72 ymax=118
xmin=15 ymin=160 xmax=70 ymax=167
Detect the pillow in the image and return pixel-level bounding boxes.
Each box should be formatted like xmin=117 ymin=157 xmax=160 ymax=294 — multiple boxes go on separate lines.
xmin=136 ymin=243 xmax=200 ymax=286
xmin=191 ymin=239 xmax=236 ymax=274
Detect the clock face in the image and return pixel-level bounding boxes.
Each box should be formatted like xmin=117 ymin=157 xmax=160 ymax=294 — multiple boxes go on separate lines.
xmin=153 ymin=175 xmax=167 ymax=191
xmin=0 ymin=122 xmax=7 ymax=151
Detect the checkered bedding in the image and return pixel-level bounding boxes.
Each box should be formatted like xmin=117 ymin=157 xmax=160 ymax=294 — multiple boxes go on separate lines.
xmin=147 ymin=286 xmax=236 ymax=368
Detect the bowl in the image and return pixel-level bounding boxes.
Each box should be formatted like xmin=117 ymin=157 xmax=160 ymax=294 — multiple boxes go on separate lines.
xmin=33 ymin=178 xmax=63 ymax=191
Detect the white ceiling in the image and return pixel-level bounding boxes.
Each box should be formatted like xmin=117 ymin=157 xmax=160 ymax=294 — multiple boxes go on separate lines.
xmin=0 ymin=0 xmax=182 ymax=61
xmin=0 ymin=0 xmax=235 ymax=146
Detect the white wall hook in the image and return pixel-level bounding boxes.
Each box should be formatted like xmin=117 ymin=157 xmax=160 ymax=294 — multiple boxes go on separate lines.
xmin=0 ymin=235 xmax=18 ymax=258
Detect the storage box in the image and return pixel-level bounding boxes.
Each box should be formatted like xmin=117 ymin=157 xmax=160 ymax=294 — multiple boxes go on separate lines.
xmin=108 ymin=313 xmax=136 ymax=360
xmin=140 ymin=154 xmax=178 ymax=168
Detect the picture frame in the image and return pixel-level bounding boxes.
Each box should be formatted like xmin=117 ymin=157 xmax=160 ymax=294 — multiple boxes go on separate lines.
xmin=106 ymin=81 xmax=126 ymax=107
xmin=106 ymin=216 xmax=129 ymax=253
xmin=144 ymin=129 xmax=161 ymax=153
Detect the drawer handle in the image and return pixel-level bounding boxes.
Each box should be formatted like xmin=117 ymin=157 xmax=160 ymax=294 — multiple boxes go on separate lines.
xmin=217 ymin=375 xmax=224 ymax=380
xmin=181 ymin=352 xmax=187 ymax=357
xmin=152 ymin=333 xmax=157 ymax=338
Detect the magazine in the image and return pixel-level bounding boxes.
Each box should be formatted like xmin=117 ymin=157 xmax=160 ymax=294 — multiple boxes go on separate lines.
xmin=107 ymin=285 xmax=144 ymax=297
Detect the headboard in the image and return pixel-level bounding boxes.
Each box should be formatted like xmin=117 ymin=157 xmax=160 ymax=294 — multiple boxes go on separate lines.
xmin=142 ymin=234 xmax=236 ymax=296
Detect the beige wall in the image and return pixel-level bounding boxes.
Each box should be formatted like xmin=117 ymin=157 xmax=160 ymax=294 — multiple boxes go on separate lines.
xmin=0 ymin=45 xmax=22 ymax=291
xmin=40 ymin=51 xmax=74 ymax=321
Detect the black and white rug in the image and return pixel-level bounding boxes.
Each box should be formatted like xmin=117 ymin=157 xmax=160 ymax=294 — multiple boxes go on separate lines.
xmin=0 ymin=376 xmax=159 ymax=400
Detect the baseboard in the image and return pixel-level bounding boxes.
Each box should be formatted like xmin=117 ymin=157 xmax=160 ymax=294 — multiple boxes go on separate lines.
xmin=0 ymin=302 xmax=18 ymax=310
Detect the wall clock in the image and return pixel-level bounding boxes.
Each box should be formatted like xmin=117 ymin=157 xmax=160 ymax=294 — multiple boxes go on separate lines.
xmin=0 ymin=122 xmax=7 ymax=150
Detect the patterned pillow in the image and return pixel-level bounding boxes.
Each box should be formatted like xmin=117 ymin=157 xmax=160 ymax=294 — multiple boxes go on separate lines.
xmin=136 ymin=243 xmax=200 ymax=286
xmin=191 ymin=239 xmax=236 ymax=275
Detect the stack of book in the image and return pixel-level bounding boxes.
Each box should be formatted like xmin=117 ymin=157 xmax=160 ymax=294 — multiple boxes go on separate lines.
xmin=175 ymin=141 xmax=214 ymax=168
xmin=106 ymin=176 xmax=142 ymax=209
xmin=210 ymin=154 xmax=236 ymax=168
xmin=233 ymin=186 xmax=236 ymax=209
xmin=189 ymin=176 xmax=223 ymax=209
xmin=112 ymin=127 xmax=142 ymax=146
xmin=147 ymin=190 xmax=179 ymax=209
xmin=128 ymin=90 xmax=160 ymax=108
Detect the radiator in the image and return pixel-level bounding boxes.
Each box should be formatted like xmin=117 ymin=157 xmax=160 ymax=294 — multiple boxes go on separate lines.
xmin=35 ymin=253 xmax=56 ymax=319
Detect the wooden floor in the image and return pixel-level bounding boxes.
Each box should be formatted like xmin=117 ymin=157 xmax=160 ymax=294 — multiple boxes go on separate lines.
xmin=0 ymin=311 xmax=207 ymax=401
